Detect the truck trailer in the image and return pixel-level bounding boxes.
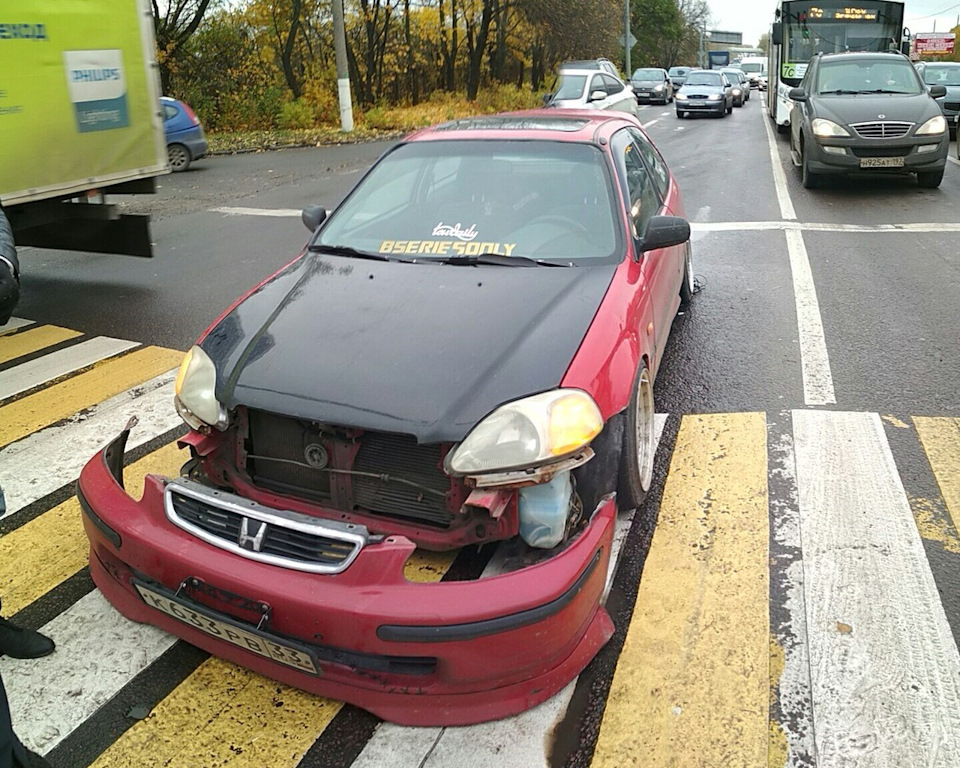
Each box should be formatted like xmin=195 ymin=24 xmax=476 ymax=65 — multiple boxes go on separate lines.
xmin=0 ymin=0 xmax=168 ymax=258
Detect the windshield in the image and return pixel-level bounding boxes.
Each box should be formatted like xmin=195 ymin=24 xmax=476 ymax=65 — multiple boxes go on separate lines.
xmin=721 ymin=70 xmax=742 ymax=81
xmin=922 ymin=65 xmax=960 ymax=86
xmin=316 ymin=141 xmax=621 ymax=265
xmin=779 ymin=1 xmax=904 ymax=85
xmin=632 ymin=69 xmax=661 ymax=80
xmin=684 ymin=72 xmax=723 ymax=86
xmin=740 ymin=62 xmax=764 ymax=73
xmin=554 ymin=74 xmax=587 ymax=100
xmin=816 ymin=59 xmax=922 ymax=95
xmin=668 ymin=67 xmax=689 ymax=76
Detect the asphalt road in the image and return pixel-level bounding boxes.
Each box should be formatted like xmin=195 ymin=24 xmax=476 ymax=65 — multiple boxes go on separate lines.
xmin=5 ymin=94 xmax=960 ymax=767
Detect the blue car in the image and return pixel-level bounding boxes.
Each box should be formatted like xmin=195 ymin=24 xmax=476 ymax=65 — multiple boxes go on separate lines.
xmin=161 ymin=96 xmax=208 ymax=172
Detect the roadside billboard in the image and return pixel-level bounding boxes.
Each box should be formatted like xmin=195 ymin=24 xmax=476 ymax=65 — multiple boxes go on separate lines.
xmin=0 ymin=0 xmax=167 ymax=204
xmin=915 ymin=33 xmax=956 ymax=56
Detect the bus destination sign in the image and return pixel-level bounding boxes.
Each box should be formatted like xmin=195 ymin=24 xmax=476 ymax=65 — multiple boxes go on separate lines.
xmin=807 ymin=6 xmax=879 ymax=21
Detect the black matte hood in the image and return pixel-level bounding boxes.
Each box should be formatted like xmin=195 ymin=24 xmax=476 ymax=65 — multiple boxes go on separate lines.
xmin=201 ymin=254 xmax=617 ymax=443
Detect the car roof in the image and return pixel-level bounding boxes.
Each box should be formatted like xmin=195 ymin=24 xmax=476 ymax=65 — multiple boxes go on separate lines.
xmin=818 ymin=51 xmax=909 ymax=62
xmin=558 ymin=68 xmax=604 ymax=77
xmin=406 ymin=110 xmax=641 ymax=144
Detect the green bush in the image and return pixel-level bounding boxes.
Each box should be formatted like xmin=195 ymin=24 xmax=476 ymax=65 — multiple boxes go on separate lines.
xmin=278 ymin=98 xmax=317 ymax=129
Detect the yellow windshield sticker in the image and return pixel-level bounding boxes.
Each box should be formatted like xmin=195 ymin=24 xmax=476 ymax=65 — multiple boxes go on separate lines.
xmin=379 ymin=240 xmax=517 ymax=257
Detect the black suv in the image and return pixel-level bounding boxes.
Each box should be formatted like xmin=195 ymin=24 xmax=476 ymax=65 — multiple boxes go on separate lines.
xmin=788 ymin=52 xmax=948 ymax=188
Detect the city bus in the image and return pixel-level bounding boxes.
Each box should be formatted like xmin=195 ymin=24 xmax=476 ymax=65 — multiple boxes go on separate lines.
xmin=767 ymin=1 xmax=907 ymax=132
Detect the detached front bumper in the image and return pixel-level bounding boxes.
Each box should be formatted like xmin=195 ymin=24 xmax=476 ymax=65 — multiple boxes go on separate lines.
xmin=78 ymin=430 xmax=616 ymax=726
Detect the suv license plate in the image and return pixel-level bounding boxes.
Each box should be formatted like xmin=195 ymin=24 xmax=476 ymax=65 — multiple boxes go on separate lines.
xmin=134 ymin=581 xmax=320 ymax=676
xmin=860 ymin=157 xmax=904 ymax=168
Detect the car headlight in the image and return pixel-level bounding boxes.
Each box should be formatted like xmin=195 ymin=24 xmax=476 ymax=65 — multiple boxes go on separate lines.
xmin=733 ymin=88 xmax=741 ymax=95
xmin=707 ymin=94 xmax=721 ymax=101
xmin=174 ymin=345 xmax=229 ymax=431
xmin=654 ymin=85 xmax=663 ymax=92
xmin=916 ymin=115 xmax=947 ymax=135
xmin=675 ymin=93 xmax=688 ymax=100
xmin=445 ymin=389 xmax=603 ymax=475
xmin=812 ymin=118 xmax=850 ymax=138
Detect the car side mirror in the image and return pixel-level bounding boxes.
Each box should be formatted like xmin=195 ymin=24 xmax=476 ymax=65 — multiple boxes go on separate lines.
xmin=789 ymin=88 xmax=808 ymax=102
xmin=636 ymin=215 xmax=690 ymax=257
xmin=589 ymin=90 xmax=606 ymax=102
xmin=930 ymin=84 xmax=947 ymax=98
xmin=302 ymin=204 xmax=327 ymax=232
xmin=772 ymin=22 xmax=783 ymax=46
xmin=541 ymin=92 xmax=553 ymax=106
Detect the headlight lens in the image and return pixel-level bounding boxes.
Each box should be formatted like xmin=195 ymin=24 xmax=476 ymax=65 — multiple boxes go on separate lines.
xmin=676 ymin=93 xmax=687 ymax=100
xmin=174 ymin=345 xmax=229 ymax=430
xmin=707 ymin=94 xmax=721 ymax=101
xmin=916 ymin=115 xmax=947 ymax=135
xmin=654 ymin=84 xmax=663 ymax=91
xmin=733 ymin=88 xmax=741 ymax=95
xmin=812 ymin=118 xmax=850 ymax=138
xmin=446 ymin=389 xmax=603 ymax=475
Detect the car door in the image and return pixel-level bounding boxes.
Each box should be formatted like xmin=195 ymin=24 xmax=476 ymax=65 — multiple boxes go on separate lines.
xmin=603 ymin=74 xmax=635 ymax=114
xmin=720 ymin=75 xmax=733 ymax=107
xmin=611 ymin=128 xmax=672 ymax=369
xmin=588 ymin=74 xmax=608 ymax=109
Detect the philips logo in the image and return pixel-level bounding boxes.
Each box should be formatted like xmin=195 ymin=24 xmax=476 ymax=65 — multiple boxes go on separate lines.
xmin=63 ymin=50 xmax=129 ymax=132
xmin=71 ymin=68 xmax=122 ymax=83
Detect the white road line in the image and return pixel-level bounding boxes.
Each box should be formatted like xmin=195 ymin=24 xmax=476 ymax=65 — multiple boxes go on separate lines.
xmin=693 ymin=220 xmax=960 ymax=234
xmin=352 ymin=416 xmax=669 ymax=768
xmin=948 ymin=155 xmax=960 ymax=168
xmin=785 ymin=229 xmax=835 ymax=406
xmin=0 ymin=337 xmax=138 ymax=402
xmin=0 ymin=372 xmax=179 ymax=517
xmin=761 ymin=103 xmax=797 ymax=220
xmin=660 ymin=111 xmax=670 ymax=116
xmin=1 ymin=590 xmax=177 ymax=755
xmin=0 ymin=317 xmax=33 ymax=335
xmin=793 ymin=410 xmax=960 ymax=766
xmin=642 ymin=119 xmax=658 ymax=128
xmin=210 ymin=206 xmax=301 ymax=217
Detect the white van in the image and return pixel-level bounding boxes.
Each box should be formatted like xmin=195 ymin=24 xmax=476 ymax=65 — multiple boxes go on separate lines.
xmin=738 ymin=57 xmax=767 ymax=89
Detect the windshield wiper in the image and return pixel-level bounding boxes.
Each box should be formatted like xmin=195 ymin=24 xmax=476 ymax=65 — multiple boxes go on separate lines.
xmin=857 ymin=89 xmax=909 ymax=94
xmin=819 ymin=89 xmax=862 ymax=95
xmin=432 ymin=253 xmax=570 ymax=267
xmin=308 ymin=243 xmax=397 ymax=261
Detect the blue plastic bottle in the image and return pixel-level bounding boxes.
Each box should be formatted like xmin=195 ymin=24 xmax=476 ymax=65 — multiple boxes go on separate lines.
xmin=518 ymin=471 xmax=573 ymax=549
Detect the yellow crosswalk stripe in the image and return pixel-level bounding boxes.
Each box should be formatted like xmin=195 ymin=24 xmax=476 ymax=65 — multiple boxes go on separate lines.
xmin=0 ymin=325 xmax=82 ymax=365
xmin=0 ymin=345 xmax=182 ymax=447
xmin=0 ymin=442 xmax=186 ymax=615
xmin=592 ymin=412 xmax=770 ymax=768
xmin=914 ymin=417 xmax=960 ymax=543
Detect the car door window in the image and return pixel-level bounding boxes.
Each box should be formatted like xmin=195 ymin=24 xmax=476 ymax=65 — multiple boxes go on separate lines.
xmin=590 ymin=75 xmax=605 ymax=99
xmin=163 ymin=104 xmax=178 ymax=121
xmin=614 ymin=130 xmax=661 ymax=238
xmin=628 ymin=127 xmax=670 ymax=199
xmin=602 ymin=74 xmax=624 ymax=95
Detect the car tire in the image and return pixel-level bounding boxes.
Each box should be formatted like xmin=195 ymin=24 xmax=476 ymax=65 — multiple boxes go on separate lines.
xmin=800 ymin=138 xmax=820 ymax=189
xmin=776 ymin=122 xmax=789 ymax=134
xmin=679 ymin=241 xmax=694 ymax=308
xmin=676 ymin=110 xmax=685 ymax=118
xmin=168 ymin=143 xmax=191 ymax=172
xmin=617 ymin=363 xmax=656 ymax=511
xmin=917 ymin=169 xmax=944 ymax=188
xmin=726 ymin=104 xmax=733 ymax=114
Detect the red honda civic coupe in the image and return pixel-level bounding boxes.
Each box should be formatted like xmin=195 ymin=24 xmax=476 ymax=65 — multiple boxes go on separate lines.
xmin=78 ymin=110 xmax=694 ymax=726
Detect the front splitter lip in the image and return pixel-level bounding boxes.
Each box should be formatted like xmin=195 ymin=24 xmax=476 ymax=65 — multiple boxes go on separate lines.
xmin=78 ymin=432 xmax=617 ymax=726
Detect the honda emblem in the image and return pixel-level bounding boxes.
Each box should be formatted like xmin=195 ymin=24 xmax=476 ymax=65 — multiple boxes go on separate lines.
xmin=238 ymin=517 xmax=268 ymax=552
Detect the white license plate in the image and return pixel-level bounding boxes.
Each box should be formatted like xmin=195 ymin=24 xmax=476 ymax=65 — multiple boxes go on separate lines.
xmin=134 ymin=582 xmax=320 ymax=675
xmin=860 ymin=157 xmax=905 ymax=168
xmin=638 ymin=92 xmax=650 ymax=96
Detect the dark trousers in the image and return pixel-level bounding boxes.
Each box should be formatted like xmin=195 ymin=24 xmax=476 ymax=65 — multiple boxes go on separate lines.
xmin=0 ymin=671 xmax=27 ymax=768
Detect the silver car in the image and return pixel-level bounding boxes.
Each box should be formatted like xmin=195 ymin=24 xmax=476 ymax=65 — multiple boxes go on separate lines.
xmin=915 ymin=61 xmax=960 ymax=138
xmin=630 ymin=67 xmax=674 ymax=104
xmin=720 ymin=68 xmax=750 ymax=107
xmin=547 ymin=68 xmax=639 ymax=117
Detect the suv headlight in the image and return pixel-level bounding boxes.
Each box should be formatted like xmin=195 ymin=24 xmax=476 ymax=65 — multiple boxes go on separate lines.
xmin=445 ymin=389 xmax=603 ymax=475
xmin=812 ymin=118 xmax=850 ymax=138
xmin=916 ymin=115 xmax=947 ymax=135
xmin=174 ymin=345 xmax=229 ymax=431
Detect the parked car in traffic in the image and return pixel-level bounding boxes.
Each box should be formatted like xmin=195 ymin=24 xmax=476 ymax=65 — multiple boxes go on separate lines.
xmin=161 ymin=96 xmax=207 ymax=172
xmin=739 ymin=57 xmax=767 ymax=89
xmin=668 ymin=66 xmax=692 ymax=89
xmin=720 ymin=68 xmax=750 ymax=106
xmin=548 ymin=68 xmax=638 ymax=116
xmin=675 ymin=70 xmax=734 ymax=118
xmin=789 ymin=52 xmax=948 ymax=188
xmin=78 ymin=110 xmax=694 ymax=728
xmin=564 ymin=58 xmax=627 ymax=81
xmin=630 ymin=67 xmax=674 ymax=104
xmin=915 ymin=61 xmax=960 ymax=138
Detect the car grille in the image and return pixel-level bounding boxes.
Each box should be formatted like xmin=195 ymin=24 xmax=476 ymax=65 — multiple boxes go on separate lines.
xmin=165 ymin=480 xmax=367 ymax=573
xmin=850 ymin=121 xmax=913 ymax=139
xmin=687 ymin=94 xmax=707 ymax=100
xmin=246 ymin=410 xmax=456 ymax=529
xmin=851 ymin=146 xmax=912 ymax=158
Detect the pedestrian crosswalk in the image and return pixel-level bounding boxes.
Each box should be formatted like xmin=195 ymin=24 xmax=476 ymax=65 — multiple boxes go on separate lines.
xmin=1 ymin=318 xmax=959 ymax=768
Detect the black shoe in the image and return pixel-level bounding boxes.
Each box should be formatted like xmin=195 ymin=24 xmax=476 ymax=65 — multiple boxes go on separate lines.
xmin=0 ymin=616 xmax=55 ymax=659
xmin=16 ymin=748 xmax=54 ymax=768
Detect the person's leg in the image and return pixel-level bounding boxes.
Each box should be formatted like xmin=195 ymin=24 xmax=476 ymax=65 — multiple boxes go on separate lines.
xmin=0 ymin=671 xmax=26 ymax=768
xmin=0 ymin=599 xmax=54 ymax=660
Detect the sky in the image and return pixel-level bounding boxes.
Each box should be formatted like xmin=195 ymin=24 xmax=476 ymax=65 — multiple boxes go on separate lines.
xmin=708 ymin=0 xmax=960 ymax=49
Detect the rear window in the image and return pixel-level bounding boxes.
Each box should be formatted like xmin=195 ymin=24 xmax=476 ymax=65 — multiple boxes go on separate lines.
xmin=317 ymin=141 xmax=622 ymax=265
xmin=632 ymin=69 xmax=662 ymax=79
xmin=740 ymin=62 xmax=764 ymax=73
xmin=669 ymin=67 xmax=690 ymax=76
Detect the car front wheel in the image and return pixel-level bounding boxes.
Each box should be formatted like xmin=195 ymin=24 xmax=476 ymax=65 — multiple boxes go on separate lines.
xmin=676 ymin=110 xmax=685 ymax=118
xmin=800 ymin=138 xmax=820 ymax=189
xmin=917 ymin=169 xmax=944 ymax=188
xmin=679 ymin=242 xmax=694 ymax=308
xmin=168 ymin=143 xmax=191 ymax=172
xmin=617 ymin=364 xmax=656 ymax=510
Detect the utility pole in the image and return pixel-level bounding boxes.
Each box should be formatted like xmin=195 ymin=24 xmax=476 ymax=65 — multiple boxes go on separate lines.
xmin=332 ymin=0 xmax=354 ymax=132
xmin=624 ymin=0 xmax=631 ymax=77
xmin=698 ymin=21 xmax=705 ymax=67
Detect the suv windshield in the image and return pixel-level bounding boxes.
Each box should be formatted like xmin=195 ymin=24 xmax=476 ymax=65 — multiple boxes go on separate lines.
xmin=554 ymin=73 xmax=587 ymax=100
xmin=922 ymin=65 xmax=960 ymax=86
xmin=685 ymin=72 xmax=723 ymax=86
xmin=668 ymin=67 xmax=689 ymax=76
xmin=816 ymin=59 xmax=922 ymax=95
xmin=316 ymin=141 xmax=621 ymax=265
xmin=740 ymin=62 xmax=764 ymax=73
xmin=632 ymin=69 xmax=661 ymax=79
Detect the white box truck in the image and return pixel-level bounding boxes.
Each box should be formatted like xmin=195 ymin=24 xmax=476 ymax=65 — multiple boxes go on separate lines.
xmin=0 ymin=0 xmax=168 ymax=257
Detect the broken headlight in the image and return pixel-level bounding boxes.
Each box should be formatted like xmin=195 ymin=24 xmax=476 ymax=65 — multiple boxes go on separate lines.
xmin=174 ymin=345 xmax=229 ymax=431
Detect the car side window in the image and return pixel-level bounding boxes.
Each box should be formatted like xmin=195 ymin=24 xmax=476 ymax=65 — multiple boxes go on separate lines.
xmin=628 ymin=127 xmax=670 ymax=199
xmin=602 ymin=74 xmax=624 ymax=95
xmin=613 ymin=130 xmax=661 ymax=238
xmin=163 ymin=104 xmax=178 ymax=121
xmin=590 ymin=74 xmax=605 ymax=98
